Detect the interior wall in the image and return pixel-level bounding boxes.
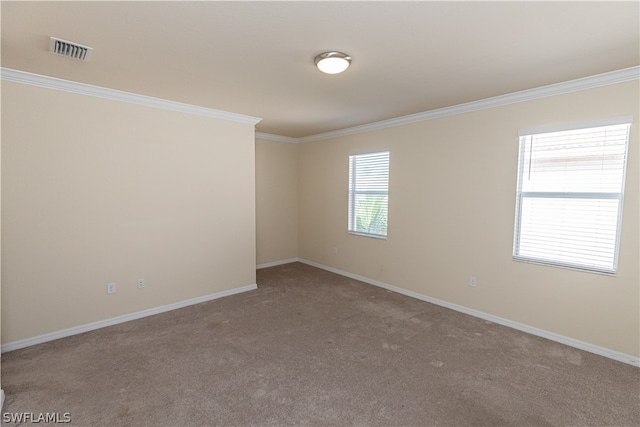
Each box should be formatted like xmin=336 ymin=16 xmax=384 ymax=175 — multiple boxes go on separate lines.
xmin=298 ymin=80 xmax=640 ymax=357
xmin=0 ymin=76 xmax=3 ymax=398
xmin=255 ymin=138 xmax=298 ymax=266
xmin=1 ymin=81 xmax=257 ymax=344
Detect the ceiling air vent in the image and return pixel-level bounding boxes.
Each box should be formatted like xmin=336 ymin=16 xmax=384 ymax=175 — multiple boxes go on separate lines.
xmin=49 ymin=37 xmax=93 ymax=62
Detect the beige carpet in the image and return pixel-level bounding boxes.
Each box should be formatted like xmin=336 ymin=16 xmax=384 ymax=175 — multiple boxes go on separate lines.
xmin=2 ymin=262 xmax=639 ymax=426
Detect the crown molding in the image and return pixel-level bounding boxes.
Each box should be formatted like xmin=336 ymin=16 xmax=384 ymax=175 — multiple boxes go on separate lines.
xmin=255 ymin=132 xmax=300 ymax=143
xmin=0 ymin=67 xmax=262 ymax=126
xmin=291 ymin=66 xmax=639 ymax=143
xmin=4 ymin=66 xmax=636 ymax=141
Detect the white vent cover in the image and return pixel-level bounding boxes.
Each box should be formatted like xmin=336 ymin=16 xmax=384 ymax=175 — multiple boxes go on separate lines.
xmin=49 ymin=37 xmax=93 ymax=62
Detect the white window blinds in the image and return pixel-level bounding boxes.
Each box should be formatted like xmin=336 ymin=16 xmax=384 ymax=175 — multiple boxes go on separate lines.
xmin=513 ymin=118 xmax=631 ymax=274
xmin=349 ymin=151 xmax=389 ymax=238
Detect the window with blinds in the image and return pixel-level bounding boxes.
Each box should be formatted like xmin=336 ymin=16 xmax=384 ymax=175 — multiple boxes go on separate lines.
xmin=349 ymin=151 xmax=389 ymax=238
xmin=513 ymin=117 xmax=632 ymax=274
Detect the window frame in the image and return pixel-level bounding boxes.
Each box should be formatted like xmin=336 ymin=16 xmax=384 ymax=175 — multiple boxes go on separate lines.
xmin=512 ymin=117 xmax=632 ymax=275
xmin=348 ymin=150 xmax=390 ymax=239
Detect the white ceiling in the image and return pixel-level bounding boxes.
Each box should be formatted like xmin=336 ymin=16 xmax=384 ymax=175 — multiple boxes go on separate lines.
xmin=2 ymin=1 xmax=638 ymax=138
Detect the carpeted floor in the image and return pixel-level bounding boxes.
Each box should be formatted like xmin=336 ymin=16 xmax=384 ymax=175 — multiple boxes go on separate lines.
xmin=1 ymin=262 xmax=639 ymax=426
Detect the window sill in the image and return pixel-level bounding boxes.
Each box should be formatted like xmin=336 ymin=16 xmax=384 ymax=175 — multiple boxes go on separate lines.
xmin=512 ymin=256 xmax=617 ymax=276
xmin=348 ymin=231 xmax=387 ymax=240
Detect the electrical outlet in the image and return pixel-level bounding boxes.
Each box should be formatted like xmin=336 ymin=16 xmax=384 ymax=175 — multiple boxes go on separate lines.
xmin=137 ymin=278 xmax=145 ymax=289
xmin=107 ymin=282 xmax=117 ymax=294
xmin=469 ymin=277 xmax=477 ymax=287
xmin=332 ymin=247 xmax=338 ymax=255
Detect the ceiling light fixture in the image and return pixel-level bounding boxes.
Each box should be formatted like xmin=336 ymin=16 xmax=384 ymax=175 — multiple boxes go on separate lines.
xmin=314 ymin=51 xmax=352 ymax=74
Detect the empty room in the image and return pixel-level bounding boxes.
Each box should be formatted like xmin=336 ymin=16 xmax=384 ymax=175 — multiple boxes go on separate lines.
xmin=1 ymin=1 xmax=639 ymax=426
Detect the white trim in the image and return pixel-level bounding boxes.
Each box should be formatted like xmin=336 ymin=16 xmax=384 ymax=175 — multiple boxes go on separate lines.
xmin=297 ymin=67 xmax=639 ymax=142
xmin=256 ymin=66 xmax=639 ymax=143
xmin=518 ymin=115 xmax=634 ymax=136
xmin=0 ymin=68 xmax=262 ymax=125
xmin=4 ymin=66 xmax=636 ymax=143
xmin=0 ymin=284 xmax=258 ymax=353
xmin=0 ymin=389 xmax=4 ymax=411
xmin=255 ymin=132 xmax=300 ymax=143
xmin=297 ymin=258 xmax=639 ymax=367
xmin=256 ymin=258 xmax=300 ymax=269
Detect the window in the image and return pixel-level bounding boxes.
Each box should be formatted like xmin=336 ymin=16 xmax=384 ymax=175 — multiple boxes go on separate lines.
xmin=513 ymin=117 xmax=631 ymax=274
xmin=348 ymin=151 xmax=389 ymax=238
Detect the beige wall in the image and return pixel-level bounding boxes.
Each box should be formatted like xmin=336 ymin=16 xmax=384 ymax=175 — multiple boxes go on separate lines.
xmin=1 ymin=81 xmax=257 ymax=344
xmin=0 ymin=78 xmax=3 ymax=396
xmin=255 ymin=138 xmax=298 ymax=265
xmin=2 ymin=75 xmax=638 ymax=360
xmin=298 ymin=80 xmax=640 ymax=357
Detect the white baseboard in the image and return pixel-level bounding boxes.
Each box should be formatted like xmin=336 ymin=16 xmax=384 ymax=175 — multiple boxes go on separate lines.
xmin=256 ymin=258 xmax=299 ymax=269
xmin=298 ymin=258 xmax=640 ymax=367
xmin=4 ymin=258 xmax=637 ymax=367
xmin=1 ymin=284 xmax=258 ymax=353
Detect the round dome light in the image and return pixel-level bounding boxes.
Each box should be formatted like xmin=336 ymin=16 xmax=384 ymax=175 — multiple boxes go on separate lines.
xmin=314 ymin=51 xmax=352 ymax=74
